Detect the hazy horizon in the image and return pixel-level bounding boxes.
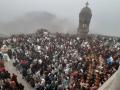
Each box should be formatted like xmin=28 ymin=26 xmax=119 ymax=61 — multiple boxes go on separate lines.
xmin=0 ymin=0 xmax=120 ymax=36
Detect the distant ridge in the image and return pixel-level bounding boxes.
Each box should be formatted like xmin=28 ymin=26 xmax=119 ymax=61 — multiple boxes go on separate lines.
xmin=0 ymin=34 xmax=8 ymax=37
xmin=0 ymin=11 xmax=75 ymax=35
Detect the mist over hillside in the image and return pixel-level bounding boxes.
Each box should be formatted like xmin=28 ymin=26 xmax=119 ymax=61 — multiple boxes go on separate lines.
xmin=0 ymin=11 xmax=76 ymax=35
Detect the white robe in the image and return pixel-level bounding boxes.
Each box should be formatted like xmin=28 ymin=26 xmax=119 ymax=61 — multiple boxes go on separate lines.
xmin=3 ymin=53 xmax=10 ymax=61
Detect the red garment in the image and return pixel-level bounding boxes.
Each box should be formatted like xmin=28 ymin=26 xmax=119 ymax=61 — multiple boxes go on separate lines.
xmin=71 ymin=71 xmax=79 ymax=78
xmin=20 ymin=60 xmax=28 ymax=64
xmin=0 ymin=67 xmax=5 ymax=72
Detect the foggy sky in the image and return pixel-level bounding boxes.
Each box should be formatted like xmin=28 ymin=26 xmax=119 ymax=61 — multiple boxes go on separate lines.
xmin=0 ymin=0 xmax=120 ymax=36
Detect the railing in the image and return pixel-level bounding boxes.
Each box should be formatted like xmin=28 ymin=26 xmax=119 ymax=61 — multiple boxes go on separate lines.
xmin=98 ymin=71 xmax=117 ymax=90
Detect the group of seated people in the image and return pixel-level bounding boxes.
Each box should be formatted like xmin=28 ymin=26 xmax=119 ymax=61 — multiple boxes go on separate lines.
xmin=0 ymin=29 xmax=120 ymax=90
xmin=0 ymin=61 xmax=24 ymax=90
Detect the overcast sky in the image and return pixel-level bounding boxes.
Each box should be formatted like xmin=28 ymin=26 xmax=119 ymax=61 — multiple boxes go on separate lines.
xmin=0 ymin=0 xmax=120 ymax=36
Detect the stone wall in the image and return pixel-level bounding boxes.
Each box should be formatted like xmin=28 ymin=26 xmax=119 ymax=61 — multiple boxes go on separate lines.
xmin=98 ymin=71 xmax=117 ymax=90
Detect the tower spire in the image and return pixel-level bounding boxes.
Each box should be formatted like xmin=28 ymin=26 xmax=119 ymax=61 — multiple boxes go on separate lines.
xmin=86 ymin=2 xmax=89 ymax=7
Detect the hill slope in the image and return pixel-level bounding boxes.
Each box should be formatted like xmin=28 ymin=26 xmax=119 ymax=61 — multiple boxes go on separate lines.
xmin=0 ymin=11 xmax=75 ymax=35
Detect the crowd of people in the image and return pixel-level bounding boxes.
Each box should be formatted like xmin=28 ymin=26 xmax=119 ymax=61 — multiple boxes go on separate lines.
xmin=0 ymin=29 xmax=120 ymax=90
xmin=0 ymin=61 xmax=24 ymax=90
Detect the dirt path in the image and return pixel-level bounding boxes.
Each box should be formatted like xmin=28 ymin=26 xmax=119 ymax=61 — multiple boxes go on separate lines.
xmin=4 ymin=61 xmax=34 ymax=90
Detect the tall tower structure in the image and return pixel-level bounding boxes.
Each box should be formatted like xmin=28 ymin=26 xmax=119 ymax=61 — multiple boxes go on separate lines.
xmin=78 ymin=2 xmax=92 ymax=39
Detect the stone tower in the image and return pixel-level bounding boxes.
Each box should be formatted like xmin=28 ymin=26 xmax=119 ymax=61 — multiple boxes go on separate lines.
xmin=78 ymin=2 xmax=92 ymax=39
